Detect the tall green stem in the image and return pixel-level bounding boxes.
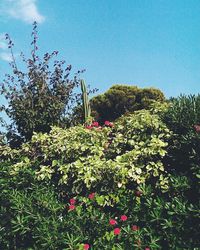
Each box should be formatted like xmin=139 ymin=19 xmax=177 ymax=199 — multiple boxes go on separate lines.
xmin=80 ymin=79 xmax=91 ymax=123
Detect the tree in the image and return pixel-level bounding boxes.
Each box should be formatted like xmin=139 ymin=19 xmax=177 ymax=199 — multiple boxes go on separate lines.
xmin=0 ymin=22 xmax=84 ymax=146
xmin=90 ymin=84 xmax=165 ymax=123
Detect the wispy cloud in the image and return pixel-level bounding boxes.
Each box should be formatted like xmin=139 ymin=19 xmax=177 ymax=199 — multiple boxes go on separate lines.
xmin=0 ymin=52 xmax=12 ymax=62
xmin=0 ymin=33 xmax=18 ymax=63
xmin=0 ymin=34 xmax=7 ymax=49
xmin=1 ymin=0 xmax=45 ymax=24
xmin=0 ymin=33 xmax=10 ymax=63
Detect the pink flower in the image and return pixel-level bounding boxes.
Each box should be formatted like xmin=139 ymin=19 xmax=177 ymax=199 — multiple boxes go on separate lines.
xmin=69 ymin=205 xmax=75 ymax=210
xmin=145 ymin=248 xmax=150 ymax=250
xmin=70 ymin=198 xmax=76 ymax=205
xmin=92 ymin=121 xmax=99 ymax=127
xmin=104 ymin=120 xmax=114 ymax=127
xmin=105 ymin=120 xmax=110 ymax=126
xmin=86 ymin=125 xmax=92 ymax=129
xmin=88 ymin=192 xmax=95 ymax=199
xmin=83 ymin=243 xmax=90 ymax=250
xmin=132 ymin=225 xmax=139 ymax=231
xmin=120 ymin=215 xmax=128 ymax=221
xmin=114 ymin=228 xmax=121 ymax=235
xmin=108 ymin=122 xmax=114 ymax=127
xmin=109 ymin=219 xmax=117 ymax=225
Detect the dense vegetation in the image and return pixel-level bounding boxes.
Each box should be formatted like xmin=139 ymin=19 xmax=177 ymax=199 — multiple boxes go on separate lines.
xmin=1 ymin=99 xmax=200 ymax=249
xmin=90 ymin=85 xmax=165 ymax=124
xmin=0 ymin=23 xmax=199 ymax=249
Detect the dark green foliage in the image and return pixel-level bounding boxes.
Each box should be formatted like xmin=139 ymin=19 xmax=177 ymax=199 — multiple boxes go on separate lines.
xmin=164 ymin=94 xmax=200 ymax=134
xmin=0 ymin=22 xmax=82 ymax=146
xmin=163 ymin=95 xmax=200 ymax=196
xmin=0 ymin=162 xmax=66 ymax=249
xmin=161 ymin=95 xmax=200 ymax=213
xmin=0 ymin=158 xmax=199 ymax=249
xmin=90 ymin=84 xmax=165 ymax=123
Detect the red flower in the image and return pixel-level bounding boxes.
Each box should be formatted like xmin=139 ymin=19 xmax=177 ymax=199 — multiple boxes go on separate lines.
xmin=109 ymin=219 xmax=117 ymax=225
xmin=135 ymin=190 xmax=142 ymax=197
xmin=88 ymin=192 xmax=95 ymax=199
xmin=132 ymin=225 xmax=139 ymax=231
xmin=145 ymin=248 xmax=150 ymax=250
xmin=92 ymin=121 xmax=99 ymax=127
xmin=69 ymin=205 xmax=75 ymax=210
xmin=120 ymin=215 xmax=128 ymax=221
xmin=104 ymin=120 xmax=114 ymax=127
xmin=105 ymin=120 xmax=110 ymax=126
xmin=86 ymin=125 xmax=92 ymax=129
xmin=70 ymin=198 xmax=76 ymax=205
xmin=83 ymin=243 xmax=90 ymax=250
xmin=114 ymin=228 xmax=121 ymax=235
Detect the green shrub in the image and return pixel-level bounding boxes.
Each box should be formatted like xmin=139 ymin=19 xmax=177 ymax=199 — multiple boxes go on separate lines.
xmin=163 ymin=95 xmax=200 ymax=200
xmin=0 ymin=22 xmax=82 ymax=146
xmin=8 ymin=109 xmax=171 ymax=198
xmin=1 ymin=159 xmax=199 ymax=249
xmin=1 ymin=104 xmax=200 ymax=249
xmin=164 ymin=94 xmax=200 ymax=134
xmin=90 ymin=84 xmax=165 ymax=123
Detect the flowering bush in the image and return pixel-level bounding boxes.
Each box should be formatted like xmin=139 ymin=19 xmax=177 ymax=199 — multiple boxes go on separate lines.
xmin=0 ymin=159 xmax=199 ymax=249
xmin=0 ymin=102 xmax=199 ymax=249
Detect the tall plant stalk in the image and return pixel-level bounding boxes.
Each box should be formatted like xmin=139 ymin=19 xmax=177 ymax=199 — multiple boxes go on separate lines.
xmin=80 ymin=79 xmax=91 ymax=123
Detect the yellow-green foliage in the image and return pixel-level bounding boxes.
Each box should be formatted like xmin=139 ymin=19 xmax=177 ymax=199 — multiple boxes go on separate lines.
xmin=8 ymin=109 xmax=171 ymax=194
xmin=0 ymin=145 xmax=19 ymax=162
xmin=109 ymin=110 xmax=171 ymax=190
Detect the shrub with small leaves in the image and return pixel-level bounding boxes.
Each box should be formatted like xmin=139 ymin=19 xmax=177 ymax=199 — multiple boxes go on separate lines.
xmin=0 ymin=22 xmax=85 ymax=147
xmin=8 ymin=109 xmax=171 ymax=199
xmin=90 ymin=84 xmax=165 ymax=123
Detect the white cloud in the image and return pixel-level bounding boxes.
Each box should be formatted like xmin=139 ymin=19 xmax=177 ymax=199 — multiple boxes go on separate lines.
xmin=0 ymin=52 xmax=12 ymax=62
xmin=0 ymin=34 xmax=7 ymax=49
xmin=1 ymin=0 xmax=45 ymax=24
xmin=0 ymin=34 xmax=19 ymax=62
xmin=0 ymin=33 xmax=10 ymax=62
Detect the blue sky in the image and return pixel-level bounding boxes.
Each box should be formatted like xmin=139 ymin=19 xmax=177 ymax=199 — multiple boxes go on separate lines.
xmin=0 ymin=0 xmax=200 ymax=101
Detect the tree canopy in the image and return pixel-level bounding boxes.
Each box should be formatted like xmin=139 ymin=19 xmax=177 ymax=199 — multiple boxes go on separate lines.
xmin=90 ymin=84 xmax=165 ymax=123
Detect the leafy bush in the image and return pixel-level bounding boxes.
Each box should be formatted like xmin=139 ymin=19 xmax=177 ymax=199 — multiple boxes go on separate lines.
xmin=1 ymin=159 xmax=199 ymax=249
xmin=164 ymin=94 xmax=200 ymax=134
xmin=8 ymin=109 xmax=171 ymax=198
xmin=1 ymin=99 xmax=200 ymax=249
xmin=0 ymin=22 xmax=83 ymax=146
xmin=90 ymin=85 xmax=165 ymax=123
xmin=163 ymin=95 xmax=200 ymax=200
